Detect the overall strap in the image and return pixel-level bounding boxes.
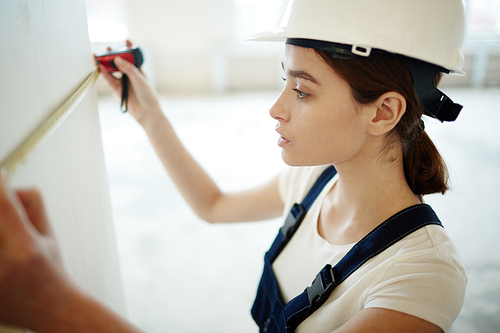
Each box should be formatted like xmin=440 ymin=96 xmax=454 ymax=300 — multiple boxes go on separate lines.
xmin=272 ymin=165 xmax=337 ymax=261
xmin=283 ymin=204 xmax=443 ymax=332
xmin=251 ymin=165 xmax=337 ymax=332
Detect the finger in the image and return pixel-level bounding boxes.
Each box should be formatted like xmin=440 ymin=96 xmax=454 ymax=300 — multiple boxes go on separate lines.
xmin=98 ymin=63 xmax=120 ymax=83
xmin=0 ymin=172 xmax=18 ymax=228
xmin=124 ymin=40 xmax=144 ymax=73
xmin=114 ymin=57 xmax=144 ymax=86
xmin=98 ymin=64 xmax=123 ymax=95
xmin=16 ymin=189 xmax=52 ymax=237
xmin=0 ymin=174 xmax=31 ymax=237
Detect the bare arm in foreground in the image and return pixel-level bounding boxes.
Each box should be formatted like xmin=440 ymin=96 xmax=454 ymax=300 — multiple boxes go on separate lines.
xmin=0 ymin=176 xmax=143 ymax=333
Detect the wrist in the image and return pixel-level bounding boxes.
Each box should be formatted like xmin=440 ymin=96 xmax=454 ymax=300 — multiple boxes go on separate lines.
xmin=137 ymin=105 xmax=163 ymax=126
xmin=40 ymin=285 xmax=91 ymax=332
xmin=139 ymin=108 xmax=172 ymax=135
xmin=46 ymin=287 xmax=141 ymax=333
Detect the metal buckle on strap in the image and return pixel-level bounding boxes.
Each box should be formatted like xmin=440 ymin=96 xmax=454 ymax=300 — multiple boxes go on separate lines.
xmin=281 ymin=203 xmax=305 ymax=239
xmin=306 ymin=264 xmax=337 ymax=307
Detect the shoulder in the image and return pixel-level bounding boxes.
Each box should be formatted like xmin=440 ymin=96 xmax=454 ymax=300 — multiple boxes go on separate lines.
xmin=381 ymin=224 xmax=465 ymax=276
xmin=361 ymin=225 xmax=466 ymax=332
xmin=297 ymin=224 xmax=465 ymax=333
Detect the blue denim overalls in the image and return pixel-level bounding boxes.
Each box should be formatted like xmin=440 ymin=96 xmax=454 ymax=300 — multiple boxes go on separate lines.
xmin=251 ymin=165 xmax=443 ymax=333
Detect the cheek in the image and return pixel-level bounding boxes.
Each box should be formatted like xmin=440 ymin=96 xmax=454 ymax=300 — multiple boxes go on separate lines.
xmin=309 ymin=102 xmax=357 ymax=140
xmin=305 ymin=106 xmax=366 ymax=161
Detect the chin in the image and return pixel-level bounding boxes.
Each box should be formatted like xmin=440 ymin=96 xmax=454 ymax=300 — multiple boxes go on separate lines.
xmin=281 ymin=151 xmax=330 ymax=167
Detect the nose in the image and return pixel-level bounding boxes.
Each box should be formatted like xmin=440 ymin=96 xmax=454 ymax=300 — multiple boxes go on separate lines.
xmin=269 ymin=88 xmax=288 ymax=122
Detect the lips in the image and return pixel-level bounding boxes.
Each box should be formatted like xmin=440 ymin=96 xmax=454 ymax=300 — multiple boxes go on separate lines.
xmin=278 ymin=136 xmax=290 ymax=146
xmin=275 ymin=126 xmax=290 ymax=146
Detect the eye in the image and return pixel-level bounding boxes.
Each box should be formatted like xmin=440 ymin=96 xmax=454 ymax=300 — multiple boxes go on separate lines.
xmin=293 ymin=88 xmax=309 ymax=99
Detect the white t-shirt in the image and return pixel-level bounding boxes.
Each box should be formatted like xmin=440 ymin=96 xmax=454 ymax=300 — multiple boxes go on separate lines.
xmin=272 ymin=165 xmax=467 ymax=333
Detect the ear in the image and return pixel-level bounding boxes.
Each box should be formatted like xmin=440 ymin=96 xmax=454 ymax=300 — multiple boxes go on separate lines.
xmin=367 ymin=92 xmax=406 ymax=136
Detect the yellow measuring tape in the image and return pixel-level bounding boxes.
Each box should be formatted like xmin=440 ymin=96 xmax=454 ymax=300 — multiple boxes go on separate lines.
xmin=0 ymin=69 xmax=100 ymax=176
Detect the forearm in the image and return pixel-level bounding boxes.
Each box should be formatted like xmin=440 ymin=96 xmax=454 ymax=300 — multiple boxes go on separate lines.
xmin=40 ymin=288 xmax=143 ymax=333
xmin=100 ymin=53 xmax=282 ymax=222
xmin=139 ymin=109 xmax=225 ymax=222
xmin=0 ymin=180 xmax=143 ymax=333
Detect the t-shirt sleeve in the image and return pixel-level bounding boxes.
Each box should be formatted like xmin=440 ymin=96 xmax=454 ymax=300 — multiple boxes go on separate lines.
xmin=364 ymin=251 xmax=467 ymax=333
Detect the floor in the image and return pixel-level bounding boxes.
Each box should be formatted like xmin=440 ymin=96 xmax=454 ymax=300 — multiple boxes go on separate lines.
xmin=98 ymin=87 xmax=500 ymax=333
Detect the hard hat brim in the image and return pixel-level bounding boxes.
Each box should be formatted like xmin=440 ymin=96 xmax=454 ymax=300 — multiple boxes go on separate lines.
xmin=245 ymin=29 xmax=287 ymax=42
xmin=246 ymin=29 xmax=465 ymax=76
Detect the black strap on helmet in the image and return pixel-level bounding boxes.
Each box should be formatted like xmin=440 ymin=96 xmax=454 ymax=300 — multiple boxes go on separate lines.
xmin=285 ymin=38 xmax=463 ymax=122
xmin=398 ymin=55 xmax=462 ymax=122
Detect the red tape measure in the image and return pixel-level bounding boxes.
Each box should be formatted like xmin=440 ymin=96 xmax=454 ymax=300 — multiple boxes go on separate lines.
xmin=95 ymin=47 xmax=144 ymax=72
xmin=95 ymin=46 xmax=144 ymax=113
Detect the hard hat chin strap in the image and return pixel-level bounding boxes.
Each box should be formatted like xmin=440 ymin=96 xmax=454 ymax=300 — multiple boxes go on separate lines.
xmin=286 ymin=38 xmax=463 ymax=122
xmin=398 ymin=56 xmax=462 ymax=122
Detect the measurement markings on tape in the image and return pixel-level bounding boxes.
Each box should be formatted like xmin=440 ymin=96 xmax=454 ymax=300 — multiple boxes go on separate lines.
xmin=0 ymin=69 xmax=100 ymax=175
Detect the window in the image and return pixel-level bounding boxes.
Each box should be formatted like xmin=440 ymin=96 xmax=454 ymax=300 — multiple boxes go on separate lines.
xmin=466 ymin=0 xmax=500 ymax=34
xmin=85 ymin=0 xmax=128 ymax=43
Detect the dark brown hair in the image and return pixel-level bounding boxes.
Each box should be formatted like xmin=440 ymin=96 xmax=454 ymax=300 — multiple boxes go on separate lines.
xmin=316 ymin=50 xmax=449 ymax=196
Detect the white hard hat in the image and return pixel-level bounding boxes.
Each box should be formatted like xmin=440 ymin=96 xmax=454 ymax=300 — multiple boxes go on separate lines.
xmin=247 ymin=0 xmax=467 ymax=122
xmin=248 ymin=0 xmax=467 ymax=75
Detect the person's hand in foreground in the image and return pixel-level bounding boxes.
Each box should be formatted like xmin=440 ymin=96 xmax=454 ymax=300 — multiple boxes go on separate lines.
xmin=0 ymin=174 xmax=142 ymax=332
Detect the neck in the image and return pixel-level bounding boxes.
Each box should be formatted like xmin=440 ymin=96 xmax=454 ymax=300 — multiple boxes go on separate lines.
xmin=319 ymin=142 xmax=421 ymax=245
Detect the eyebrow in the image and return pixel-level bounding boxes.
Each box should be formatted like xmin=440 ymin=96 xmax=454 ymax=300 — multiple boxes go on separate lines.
xmin=281 ymin=62 xmax=320 ymax=85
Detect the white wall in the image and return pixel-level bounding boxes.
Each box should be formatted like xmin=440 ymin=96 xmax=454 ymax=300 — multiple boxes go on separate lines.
xmin=119 ymin=0 xmax=499 ymax=93
xmin=124 ymin=0 xmax=231 ymax=93
xmin=0 ymin=0 xmax=125 ymax=331
xmin=123 ymin=0 xmax=284 ymax=94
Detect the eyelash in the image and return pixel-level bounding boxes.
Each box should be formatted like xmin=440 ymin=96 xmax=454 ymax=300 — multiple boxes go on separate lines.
xmin=282 ymin=77 xmax=309 ymax=99
xmin=293 ymin=88 xmax=309 ymax=99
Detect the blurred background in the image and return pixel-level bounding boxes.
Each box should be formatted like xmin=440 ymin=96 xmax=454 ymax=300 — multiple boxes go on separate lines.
xmin=87 ymin=0 xmax=500 ymax=332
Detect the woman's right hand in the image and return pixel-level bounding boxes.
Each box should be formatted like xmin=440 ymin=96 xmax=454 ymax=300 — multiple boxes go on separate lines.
xmin=97 ymin=41 xmax=163 ymax=127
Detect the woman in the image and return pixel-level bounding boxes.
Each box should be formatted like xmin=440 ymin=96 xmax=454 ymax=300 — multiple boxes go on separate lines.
xmin=0 ymin=0 xmax=466 ymax=332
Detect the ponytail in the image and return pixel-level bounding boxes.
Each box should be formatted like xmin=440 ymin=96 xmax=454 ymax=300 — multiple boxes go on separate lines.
xmin=316 ymin=50 xmax=449 ymax=196
xmin=403 ymin=131 xmax=449 ymax=195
